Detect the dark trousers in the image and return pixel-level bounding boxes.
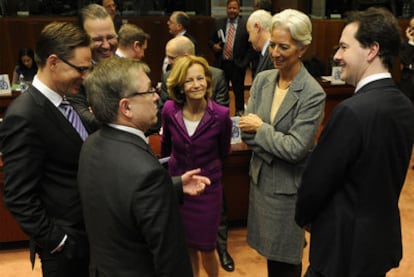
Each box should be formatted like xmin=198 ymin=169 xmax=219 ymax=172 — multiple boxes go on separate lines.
xmin=38 ymin=247 xmax=89 ymax=277
xmin=221 ymin=60 xmax=247 ymax=113
xmin=267 ymin=259 xmax=302 ymax=277
xmin=216 ymin=192 xmax=229 ymax=252
xmin=303 ymin=266 xmax=386 ymax=277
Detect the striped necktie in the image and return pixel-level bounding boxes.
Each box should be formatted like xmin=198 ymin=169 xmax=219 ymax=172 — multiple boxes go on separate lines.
xmin=59 ymin=97 xmax=88 ymax=141
xmin=224 ymin=22 xmax=235 ymax=60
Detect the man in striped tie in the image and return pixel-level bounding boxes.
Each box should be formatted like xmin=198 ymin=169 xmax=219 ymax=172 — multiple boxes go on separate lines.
xmin=208 ymin=0 xmax=255 ymax=117
xmin=0 ymin=22 xmax=92 ymax=277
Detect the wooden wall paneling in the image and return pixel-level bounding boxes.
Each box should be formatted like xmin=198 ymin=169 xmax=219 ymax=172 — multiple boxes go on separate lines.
xmin=277 ymin=0 xmax=309 ymax=13
xmin=2 ymin=17 xmax=76 ymax=81
xmin=309 ymin=19 xmax=344 ymax=76
xmin=0 ymin=19 xmax=8 ymax=78
xmin=187 ymin=16 xmax=215 ymax=65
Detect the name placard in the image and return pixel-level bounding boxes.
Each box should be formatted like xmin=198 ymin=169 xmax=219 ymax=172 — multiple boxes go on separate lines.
xmin=0 ymin=74 xmax=12 ymax=96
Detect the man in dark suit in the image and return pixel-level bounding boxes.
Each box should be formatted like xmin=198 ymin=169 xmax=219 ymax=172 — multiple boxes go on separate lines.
xmin=79 ymin=57 xmax=192 ymax=276
xmin=115 ymin=23 xmax=150 ymax=60
xmin=0 ymin=22 xmax=92 ymax=277
xmin=295 ymin=8 xmax=414 ymax=277
xmin=208 ymin=0 xmax=254 ymax=116
xmin=68 ymin=4 xmax=118 ymax=133
xmin=161 ymin=10 xmax=200 ymax=75
xmin=167 ymin=10 xmax=200 ymax=55
xmin=246 ymin=9 xmax=274 ymax=79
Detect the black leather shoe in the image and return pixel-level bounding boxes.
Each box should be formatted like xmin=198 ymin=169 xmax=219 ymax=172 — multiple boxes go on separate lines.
xmin=217 ymin=249 xmax=235 ymax=272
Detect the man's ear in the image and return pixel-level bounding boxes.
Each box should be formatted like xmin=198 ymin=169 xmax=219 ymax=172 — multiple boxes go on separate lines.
xmin=119 ymin=98 xmax=132 ymax=118
xmin=133 ymin=41 xmax=141 ymax=50
xmin=47 ymin=54 xmax=59 ymax=71
xmin=367 ymin=42 xmax=380 ymax=62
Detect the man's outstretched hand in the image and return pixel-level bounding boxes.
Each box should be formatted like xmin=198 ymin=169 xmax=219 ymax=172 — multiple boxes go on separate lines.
xmin=181 ymin=168 xmax=211 ymax=196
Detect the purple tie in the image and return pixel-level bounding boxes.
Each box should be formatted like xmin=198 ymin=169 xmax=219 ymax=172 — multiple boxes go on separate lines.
xmin=59 ymin=97 xmax=88 ymax=141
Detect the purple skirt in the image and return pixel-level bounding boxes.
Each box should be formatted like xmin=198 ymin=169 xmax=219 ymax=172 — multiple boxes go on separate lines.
xmin=180 ymin=180 xmax=222 ymax=251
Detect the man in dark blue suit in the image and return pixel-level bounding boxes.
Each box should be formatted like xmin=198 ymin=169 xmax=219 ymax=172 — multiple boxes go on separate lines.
xmin=208 ymin=0 xmax=255 ymax=116
xmin=0 ymin=22 xmax=92 ymax=277
xmin=296 ymin=7 xmax=414 ymax=277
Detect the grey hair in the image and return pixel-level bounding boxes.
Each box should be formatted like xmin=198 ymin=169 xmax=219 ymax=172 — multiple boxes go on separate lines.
xmin=84 ymin=57 xmax=150 ymax=124
xmin=271 ymin=9 xmax=312 ymax=47
xmin=248 ymin=9 xmax=272 ymax=31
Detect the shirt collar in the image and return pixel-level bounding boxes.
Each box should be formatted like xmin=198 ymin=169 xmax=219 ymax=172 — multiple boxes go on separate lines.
xmin=355 ymin=72 xmax=391 ymax=93
xmin=176 ymin=30 xmax=186 ymax=37
xmin=227 ymin=17 xmax=238 ymax=25
xmin=107 ymin=123 xmax=148 ymax=143
xmin=262 ymin=40 xmax=270 ymax=56
xmin=32 ymin=75 xmax=63 ymax=107
xmin=115 ymin=49 xmax=125 ymax=57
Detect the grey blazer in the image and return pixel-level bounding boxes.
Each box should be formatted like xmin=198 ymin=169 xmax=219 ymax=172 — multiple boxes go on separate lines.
xmin=241 ymin=65 xmax=326 ymax=263
xmin=242 ymin=65 xmax=326 ymax=193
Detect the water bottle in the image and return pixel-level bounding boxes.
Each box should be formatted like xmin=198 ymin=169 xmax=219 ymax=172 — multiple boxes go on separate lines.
xmin=19 ymin=73 xmax=27 ymax=92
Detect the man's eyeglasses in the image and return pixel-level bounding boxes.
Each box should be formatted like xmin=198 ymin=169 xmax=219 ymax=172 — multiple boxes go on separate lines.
xmin=58 ymin=56 xmax=92 ymax=74
xmin=127 ymin=87 xmax=160 ymax=98
xmin=91 ymin=34 xmax=118 ymax=46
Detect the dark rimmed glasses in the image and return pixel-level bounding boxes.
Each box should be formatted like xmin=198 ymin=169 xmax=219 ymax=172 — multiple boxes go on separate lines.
xmin=126 ymin=87 xmax=160 ymax=98
xmin=58 ymin=56 xmax=92 ymax=74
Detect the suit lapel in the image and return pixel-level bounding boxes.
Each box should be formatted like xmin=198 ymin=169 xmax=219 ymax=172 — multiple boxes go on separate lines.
xmin=171 ymin=100 xmax=215 ymax=140
xmin=172 ymin=108 xmax=191 ymax=141
xmin=29 ymin=88 xmax=83 ymax=145
xmin=273 ymin=90 xmax=298 ymax=125
xmin=192 ymin=100 xmax=215 ymax=138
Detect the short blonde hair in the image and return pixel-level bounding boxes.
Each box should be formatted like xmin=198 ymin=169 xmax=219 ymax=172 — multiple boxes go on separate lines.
xmin=167 ymin=55 xmax=213 ymax=104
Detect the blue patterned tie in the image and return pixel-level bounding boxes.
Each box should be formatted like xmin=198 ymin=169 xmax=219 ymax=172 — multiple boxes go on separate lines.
xmin=59 ymin=97 xmax=88 ymax=141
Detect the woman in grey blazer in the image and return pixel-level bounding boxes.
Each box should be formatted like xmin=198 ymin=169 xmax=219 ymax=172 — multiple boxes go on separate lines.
xmin=239 ymin=9 xmax=326 ymax=277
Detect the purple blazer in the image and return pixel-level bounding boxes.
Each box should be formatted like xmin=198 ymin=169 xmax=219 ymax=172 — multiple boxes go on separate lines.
xmin=161 ymin=99 xmax=232 ymax=184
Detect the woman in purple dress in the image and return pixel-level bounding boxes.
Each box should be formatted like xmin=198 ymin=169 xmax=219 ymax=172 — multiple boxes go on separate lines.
xmin=161 ymin=55 xmax=232 ymax=277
